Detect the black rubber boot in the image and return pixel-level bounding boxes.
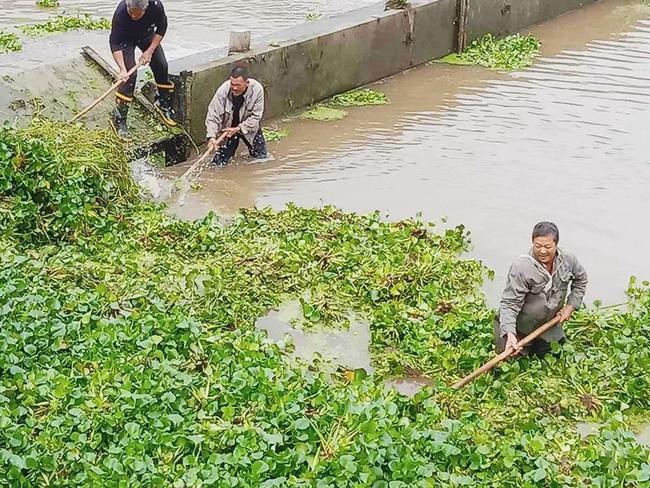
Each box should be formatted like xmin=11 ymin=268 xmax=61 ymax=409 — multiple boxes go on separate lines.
xmin=154 ymin=83 xmax=177 ymax=127
xmin=111 ymin=100 xmax=130 ymax=140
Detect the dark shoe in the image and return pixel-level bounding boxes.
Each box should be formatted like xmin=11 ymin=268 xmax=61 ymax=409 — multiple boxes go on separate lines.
xmin=154 ymin=83 xmax=177 ymax=127
xmin=111 ymin=101 xmax=130 ymax=140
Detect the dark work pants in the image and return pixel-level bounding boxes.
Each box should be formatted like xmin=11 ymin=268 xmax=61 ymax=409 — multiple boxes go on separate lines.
xmin=213 ymin=130 xmax=268 ymax=166
xmin=115 ymin=35 xmax=170 ymax=100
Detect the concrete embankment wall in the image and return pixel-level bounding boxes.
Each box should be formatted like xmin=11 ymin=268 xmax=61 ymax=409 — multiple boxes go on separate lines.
xmin=169 ymin=0 xmax=597 ymax=143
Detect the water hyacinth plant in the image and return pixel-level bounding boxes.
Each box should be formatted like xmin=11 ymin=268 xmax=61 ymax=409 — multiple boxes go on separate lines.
xmin=19 ymin=13 xmax=111 ymax=37
xmin=299 ymin=89 xmax=388 ymax=121
xmin=440 ymin=33 xmax=541 ymax=70
xmin=330 ymin=89 xmax=389 ymax=107
xmin=0 ymin=31 xmax=22 ymax=54
xmin=0 ymin=120 xmax=648 ymax=486
xmin=36 ymin=0 xmax=60 ymax=8
xmin=263 ymin=127 xmax=290 ymax=142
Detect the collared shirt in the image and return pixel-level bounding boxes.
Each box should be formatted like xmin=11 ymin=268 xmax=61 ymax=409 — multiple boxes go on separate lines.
xmin=109 ymin=0 xmax=168 ymax=51
xmin=497 ymin=248 xmax=588 ymax=342
xmin=205 ymin=79 xmax=265 ymax=146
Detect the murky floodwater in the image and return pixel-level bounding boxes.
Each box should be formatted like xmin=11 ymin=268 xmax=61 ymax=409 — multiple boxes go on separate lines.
xmin=255 ymin=299 xmax=434 ymax=397
xmin=255 ymin=299 xmax=373 ymax=372
xmin=0 ymin=0 xmax=376 ymax=73
xmin=166 ymin=0 xmax=650 ymax=306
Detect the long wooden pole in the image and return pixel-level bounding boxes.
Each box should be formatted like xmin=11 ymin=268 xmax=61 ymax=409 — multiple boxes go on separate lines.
xmin=70 ymin=61 xmax=143 ymax=123
xmin=452 ymin=315 xmax=563 ymax=389
xmin=178 ymin=132 xmax=228 ymax=182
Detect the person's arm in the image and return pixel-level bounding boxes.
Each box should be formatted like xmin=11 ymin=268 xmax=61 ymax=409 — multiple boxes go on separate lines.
xmin=567 ymin=257 xmax=588 ymax=310
xmin=111 ymin=50 xmax=129 ymax=82
xmin=238 ymin=86 xmax=264 ymax=136
xmin=557 ymin=256 xmax=588 ymax=322
xmin=109 ymin=8 xmax=129 ymax=81
xmin=499 ymin=262 xmax=529 ymax=352
xmin=140 ymin=34 xmax=163 ymax=65
xmin=205 ymin=90 xmax=225 ymax=149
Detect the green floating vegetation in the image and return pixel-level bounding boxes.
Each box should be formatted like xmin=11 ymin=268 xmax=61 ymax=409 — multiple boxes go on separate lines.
xmin=439 ymin=33 xmax=541 ymax=70
xmin=298 ymin=89 xmax=388 ymax=121
xmin=299 ymin=105 xmax=348 ymax=121
xmin=1 ymin=120 xmax=137 ymax=242
xmin=0 ymin=120 xmax=649 ymax=485
xmin=262 ymin=127 xmax=289 ymax=142
xmin=36 ymin=0 xmax=60 ymax=7
xmin=330 ymin=88 xmax=389 ymax=107
xmin=0 ymin=30 xmax=22 ymax=54
xmin=19 ymin=13 xmax=111 ymax=37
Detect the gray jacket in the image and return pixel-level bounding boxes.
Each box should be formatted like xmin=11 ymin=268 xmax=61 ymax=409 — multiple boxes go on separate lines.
xmin=205 ymin=78 xmax=265 ymax=146
xmin=497 ymin=248 xmax=588 ymax=342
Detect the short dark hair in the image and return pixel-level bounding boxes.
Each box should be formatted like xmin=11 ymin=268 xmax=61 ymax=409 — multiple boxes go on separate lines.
xmin=532 ymin=222 xmax=559 ymax=243
xmin=230 ymin=66 xmax=249 ymax=80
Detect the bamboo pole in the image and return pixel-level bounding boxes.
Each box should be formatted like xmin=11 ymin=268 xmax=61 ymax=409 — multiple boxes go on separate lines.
xmin=178 ymin=132 xmax=228 ymax=182
xmin=70 ymin=61 xmax=143 ymax=123
xmin=452 ymin=315 xmax=563 ymax=389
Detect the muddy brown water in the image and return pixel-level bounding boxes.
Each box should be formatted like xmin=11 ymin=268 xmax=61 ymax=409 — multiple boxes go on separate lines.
xmin=253 ymin=299 xmax=433 ymax=398
xmin=165 ymin=0 xmax=650 ymax=307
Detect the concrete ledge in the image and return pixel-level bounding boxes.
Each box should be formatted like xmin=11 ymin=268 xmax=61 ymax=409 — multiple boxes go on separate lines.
xmin=170 ymin=0 xmax=598 ymax=142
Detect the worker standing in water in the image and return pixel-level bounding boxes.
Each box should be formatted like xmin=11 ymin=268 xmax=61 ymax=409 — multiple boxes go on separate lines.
xmin=109 ymin=0 xmax=176 ymax=138
xmin=494 ymin=222 xmax=588 ymax=356
xmin=205 ymin=66 xmax=268 ymax=165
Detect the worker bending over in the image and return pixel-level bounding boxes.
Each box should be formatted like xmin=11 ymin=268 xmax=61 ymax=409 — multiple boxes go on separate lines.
xmin=109 ymin=0 xmax=176 ymax=138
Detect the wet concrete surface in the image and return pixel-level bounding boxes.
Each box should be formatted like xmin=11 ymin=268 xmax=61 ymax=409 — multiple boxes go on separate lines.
xmin=164 ymin=0 xmax=650 ymax=306
xmin=0 ymin=0 xmax=377 ymax=74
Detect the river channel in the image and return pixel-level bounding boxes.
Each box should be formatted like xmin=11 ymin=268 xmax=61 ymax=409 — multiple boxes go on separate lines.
xmin=164 ymin=0 xmax=650 ymax=307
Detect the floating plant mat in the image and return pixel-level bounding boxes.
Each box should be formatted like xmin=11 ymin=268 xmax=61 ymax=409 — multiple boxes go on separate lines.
xmin=0 ymin=31 xmax=22 ymax=54
xmin=19 ymin=13 xmax=110 ymax=37
xmin=298 ymin=88 xmax=388 ymax=121
xmin=0 ymin=119 xmax=649 ymax=485
xmin=262 ymin=126 xmax=289 ymax=142
xmin=437 ymin=33 xmax=541 ymax=70
xmin=299 ymin=105 xmax=348 ymax=121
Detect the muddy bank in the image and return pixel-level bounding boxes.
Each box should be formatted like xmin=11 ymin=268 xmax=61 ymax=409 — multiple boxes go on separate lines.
xmin=162 ymin=0 xmax=650 ymax=305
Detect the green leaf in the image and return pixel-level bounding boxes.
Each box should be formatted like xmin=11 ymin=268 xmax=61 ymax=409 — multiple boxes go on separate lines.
xmin=251 ymin=460 xmax=270 ymax=477
xmin=531 ymin=467 xmax=546 ymax=482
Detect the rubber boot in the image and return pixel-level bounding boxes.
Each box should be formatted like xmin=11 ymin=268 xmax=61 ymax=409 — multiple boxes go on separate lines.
xmin=154 ymin=82 xmax=177 ymax=127
xmin=111 ymin=99 xmax=130 ymax=140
